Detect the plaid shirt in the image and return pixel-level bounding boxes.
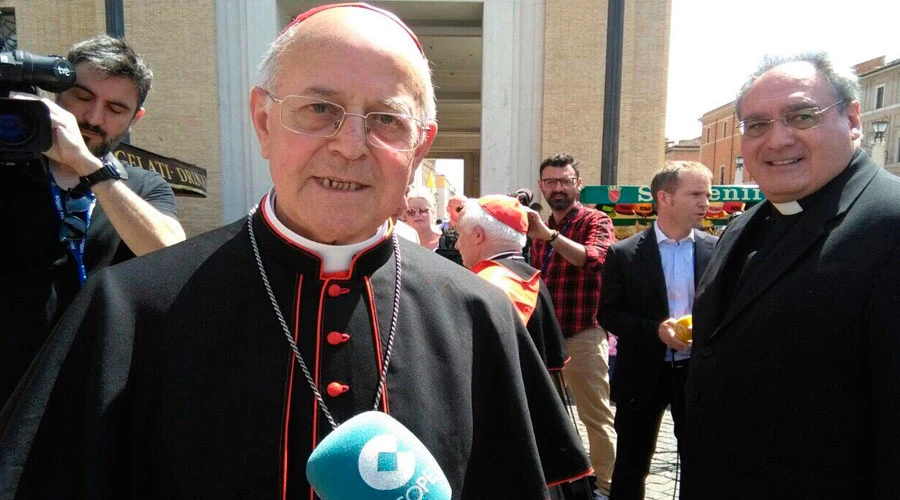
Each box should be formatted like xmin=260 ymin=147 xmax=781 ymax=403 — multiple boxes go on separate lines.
xmin=530 ymin=203 xmax=615 ymax=336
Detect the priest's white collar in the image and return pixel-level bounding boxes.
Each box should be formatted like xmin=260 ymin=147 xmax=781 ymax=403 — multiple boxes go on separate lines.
xmin=770 ymin=201 xmax=804 ymax=215
xmin=265 ymin=190 xmax=387 ymax=273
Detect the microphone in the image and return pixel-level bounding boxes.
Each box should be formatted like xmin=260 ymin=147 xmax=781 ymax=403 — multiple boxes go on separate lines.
xmin=307 ymin=411 xmax=452 ymax=500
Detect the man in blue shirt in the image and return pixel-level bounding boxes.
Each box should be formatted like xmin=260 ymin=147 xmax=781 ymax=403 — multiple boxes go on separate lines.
xmin=598 ymin=161 xmax=717 ymax=499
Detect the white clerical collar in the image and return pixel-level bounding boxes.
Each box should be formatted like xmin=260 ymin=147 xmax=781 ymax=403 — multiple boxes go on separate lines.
xmin=771 ymin=201 xmax=804 ymax=215
xmin=654 ymin=222 xmax=695 ymax=245
xmin=266 ymin=189 xmax=387 ymax=273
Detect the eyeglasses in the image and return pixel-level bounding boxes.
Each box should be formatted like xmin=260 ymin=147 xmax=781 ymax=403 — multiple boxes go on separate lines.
xmin=264 ymin=91 xmax=427 ymax=152
xmin=405 ymin=207 xmax=431 ymax=217
xmin=60 ymin=215 xmax=87 ymax=242
xmin=739 ymin=100 xmax=844 ymax=138
xmin=540 ymin=177 xmax=578 ymax=189
xmin=59 ymin=191 xmax=91 ymax=242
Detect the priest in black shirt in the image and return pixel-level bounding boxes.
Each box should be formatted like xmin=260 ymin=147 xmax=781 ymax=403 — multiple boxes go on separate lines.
xmin=682 ymin=52 xmax=900 ymax=499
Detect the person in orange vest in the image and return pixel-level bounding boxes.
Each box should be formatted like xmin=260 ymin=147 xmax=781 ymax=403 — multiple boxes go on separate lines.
xmin=456 ymin=194 xmax=569 ymax=371
xmin=456 ymin=194 xmax=603 ymax=499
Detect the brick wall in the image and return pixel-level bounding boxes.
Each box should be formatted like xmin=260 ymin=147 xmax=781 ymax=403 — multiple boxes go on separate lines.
xmin=700 ymin=101 xmax=745 ymax=184
xmin=123 ymin=0 xmax=221 ymax=236
xmin=11 ymin=0 xmax=103 ymax=55
xmin=8 ymin=0 xmax=221 ymax=237
xmin=542 ymin=0 xmax=670 ymax=187
xmin=665 ymin=147 xmax=701 ymax=163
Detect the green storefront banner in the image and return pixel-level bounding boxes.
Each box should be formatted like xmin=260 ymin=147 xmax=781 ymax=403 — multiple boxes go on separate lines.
xmin=580 ymin=184 xmax=765 ymax=205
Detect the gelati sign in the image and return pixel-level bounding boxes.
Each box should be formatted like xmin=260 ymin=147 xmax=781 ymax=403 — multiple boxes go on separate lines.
xmin=113 ymin=143 xmax=208 ymax=197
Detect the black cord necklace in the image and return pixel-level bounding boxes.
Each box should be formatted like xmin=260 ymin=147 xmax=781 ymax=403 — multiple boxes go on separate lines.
xmin=247 ymin=206 xmax=403 ymax=430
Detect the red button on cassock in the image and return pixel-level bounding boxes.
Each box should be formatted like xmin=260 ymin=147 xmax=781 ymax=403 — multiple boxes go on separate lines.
xmin=327 ymin=331 xmax=351 ymax=345
xmin=327 ymin=382 xmax=350 ymax=398
xmin=327 ymin=284 xmax=350 ymax=297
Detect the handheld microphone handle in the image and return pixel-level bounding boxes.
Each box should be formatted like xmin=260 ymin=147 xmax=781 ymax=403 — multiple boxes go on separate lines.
xmin=306 ymin=411 xmax=452 ymax=500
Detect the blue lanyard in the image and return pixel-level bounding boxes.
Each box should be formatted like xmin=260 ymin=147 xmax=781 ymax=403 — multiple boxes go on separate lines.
xmin=48 ymin=169 xmax=97 ymax=286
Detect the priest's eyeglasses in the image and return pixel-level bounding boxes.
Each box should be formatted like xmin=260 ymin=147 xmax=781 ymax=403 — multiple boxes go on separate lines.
xmin=265 ymin=91 xmax=427 ymax=152
xmin=739 ymin=100 xmax=844 ymax=138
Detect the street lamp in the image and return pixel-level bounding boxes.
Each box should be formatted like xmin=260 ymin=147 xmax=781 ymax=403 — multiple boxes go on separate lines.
xmin=734 ymin=155 xmax=744 ymax=184
xmin=872 ymin=121 xmax=889 ymax=168
xmin=873 ymin=120 xmax=889 ymax=141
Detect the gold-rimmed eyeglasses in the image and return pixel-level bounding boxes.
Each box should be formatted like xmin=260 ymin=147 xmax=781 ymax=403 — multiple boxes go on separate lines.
xmin=264 ymin=91 xmax=427 ymax=152
xmin=739 ymin=100 xmax=844 ymax=138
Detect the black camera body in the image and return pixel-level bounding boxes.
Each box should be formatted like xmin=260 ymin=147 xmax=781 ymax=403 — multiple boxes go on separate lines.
xmin=0 ymin=50 xmax=77 ymax=161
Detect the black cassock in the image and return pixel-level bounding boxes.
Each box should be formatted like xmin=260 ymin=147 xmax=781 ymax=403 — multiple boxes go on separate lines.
xmin=0 ymin=198 xmax=590 ymax=499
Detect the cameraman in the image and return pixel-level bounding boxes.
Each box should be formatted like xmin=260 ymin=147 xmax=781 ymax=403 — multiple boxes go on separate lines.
xmin=3 ymin=35 xmax=185 ymax=406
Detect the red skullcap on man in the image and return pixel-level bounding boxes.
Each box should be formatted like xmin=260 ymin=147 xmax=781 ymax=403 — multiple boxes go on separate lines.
xmin=279 ymin=2 xmax=425 ymax=57
xmin=477 ymin=195 xmax=529 ymax=235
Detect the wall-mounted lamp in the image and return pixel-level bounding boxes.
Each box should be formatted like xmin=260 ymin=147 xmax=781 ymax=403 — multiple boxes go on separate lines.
xmin=873 ymin=120 xmax=889 ymax=142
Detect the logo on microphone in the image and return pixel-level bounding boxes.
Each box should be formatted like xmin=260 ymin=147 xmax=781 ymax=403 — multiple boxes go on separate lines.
xmin=358 ymin=434 xmax=416 ymax=490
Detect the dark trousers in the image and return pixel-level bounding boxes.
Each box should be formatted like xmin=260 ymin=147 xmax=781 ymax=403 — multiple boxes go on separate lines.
xmin=609 ymin=360 xmax=688 ymax=500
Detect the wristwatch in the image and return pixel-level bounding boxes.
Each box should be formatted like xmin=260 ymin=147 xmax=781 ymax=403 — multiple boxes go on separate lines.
xmin=79 ymin=162 xmax=122 ymax=188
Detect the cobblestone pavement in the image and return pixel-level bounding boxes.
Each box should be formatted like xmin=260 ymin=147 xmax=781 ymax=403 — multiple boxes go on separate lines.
xmin=570 ymin=404 xmax=680 ymax=500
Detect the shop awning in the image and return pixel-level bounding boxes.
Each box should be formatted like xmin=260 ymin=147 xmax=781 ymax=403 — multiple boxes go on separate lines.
xmin=580 ymin=184 xmax=765 ymax=226
xmin=581 ymin=184 xmax=764 ymax=205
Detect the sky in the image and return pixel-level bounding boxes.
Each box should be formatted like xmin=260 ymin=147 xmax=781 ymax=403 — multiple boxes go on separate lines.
xmin=435 ymin=158 xmax=464 ymax=193
xmin=666 ymin=0 xmax=900 ymax=142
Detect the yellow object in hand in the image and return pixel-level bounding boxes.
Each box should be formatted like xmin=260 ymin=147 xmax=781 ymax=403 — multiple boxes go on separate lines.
xmin=674 ymin=315 xmax=693 ymax=342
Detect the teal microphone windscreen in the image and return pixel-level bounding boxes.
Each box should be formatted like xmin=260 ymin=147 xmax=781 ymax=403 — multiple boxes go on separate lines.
xmin=306 ymin=411 xmax=452 ymax=500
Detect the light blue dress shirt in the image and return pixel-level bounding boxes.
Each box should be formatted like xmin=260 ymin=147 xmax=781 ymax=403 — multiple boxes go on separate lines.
xmin=654 ymin=223 xmax=694 ymax=363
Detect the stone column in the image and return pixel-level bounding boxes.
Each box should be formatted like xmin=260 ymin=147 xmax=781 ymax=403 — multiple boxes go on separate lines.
xmin=481 ymin=0 xmax=545 ymax=195
xmin=216 ymin=0 xmax=278 ymax=222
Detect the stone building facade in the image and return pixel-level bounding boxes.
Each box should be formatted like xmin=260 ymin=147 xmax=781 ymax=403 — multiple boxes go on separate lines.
xmin=665 ymin=138 xmax=701 ymax=163
xmin=857 ymin=56 xmax=900 ymax=176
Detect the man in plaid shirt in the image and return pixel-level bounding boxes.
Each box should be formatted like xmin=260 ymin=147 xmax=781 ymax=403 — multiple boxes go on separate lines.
xmin=527 ymin=153 xmax=617 ymax=498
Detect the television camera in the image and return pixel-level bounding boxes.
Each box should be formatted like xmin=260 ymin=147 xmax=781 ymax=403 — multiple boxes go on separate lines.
xmin=0 ymin=50 xmax=76 ymax=161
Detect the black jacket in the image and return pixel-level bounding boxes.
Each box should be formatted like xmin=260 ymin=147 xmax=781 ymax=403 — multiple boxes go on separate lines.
xmin=682 ymin=151 xmax=900 ymax=499
xmin=598 ymin=226 xmax=716 ymax=408
xmin=0 ymin=200 xmax=590 ymax=499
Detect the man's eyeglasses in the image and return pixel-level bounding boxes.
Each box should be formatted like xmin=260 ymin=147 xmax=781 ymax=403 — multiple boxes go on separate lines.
xmin=540 ymin=177 xmax=578 ymax=189
xmin=59 ymin=191 xmax=91 ymax=242
xmin=264 ymin=91 xmax=427 ymax=152
xmin=405 ymin=207 xmax=431 ymax=217
xmin=739 ymin=100 xmax=844 ymax=138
